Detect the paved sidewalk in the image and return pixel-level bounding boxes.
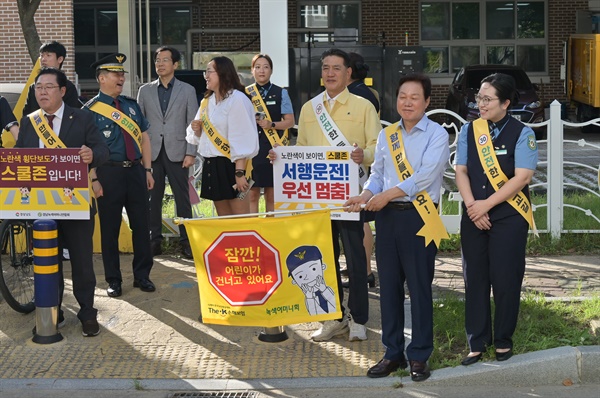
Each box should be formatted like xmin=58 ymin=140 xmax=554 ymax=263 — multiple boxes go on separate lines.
xmin=0 ymin=253 xmax=597 ymax=384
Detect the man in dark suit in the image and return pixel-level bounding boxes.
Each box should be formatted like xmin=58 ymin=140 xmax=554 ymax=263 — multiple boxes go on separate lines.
xmin=17 ymin=68 xmax=109 ymax=337
xmin=137 ymin=46 xmax=198 ymax=259
xmin=21 ymin=41 xmax=82 ymax=117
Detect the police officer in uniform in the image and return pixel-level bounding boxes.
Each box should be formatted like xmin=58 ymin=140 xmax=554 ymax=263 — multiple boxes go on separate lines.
xmin=84 ymin=53 xmax=155 ymax=297
xmin=455 ymin=73 xmax=538 ymax=365
xmin=247 ymin=53 xmax=295 ymax=214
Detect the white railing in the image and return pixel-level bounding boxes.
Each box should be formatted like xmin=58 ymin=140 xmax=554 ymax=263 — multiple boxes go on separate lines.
xmin=427 ymin=100 xmax=600 ymax=239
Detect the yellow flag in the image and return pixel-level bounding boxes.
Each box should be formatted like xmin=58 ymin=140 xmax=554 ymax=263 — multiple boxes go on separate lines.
xmin=183 ymin=209 xmax=342 ymax=327
xmin=1 ymin=59 xmax=41 ymax=148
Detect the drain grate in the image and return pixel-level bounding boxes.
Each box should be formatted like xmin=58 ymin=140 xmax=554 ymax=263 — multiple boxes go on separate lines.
xmin=169 ymin=393 xmax=258 ymax=398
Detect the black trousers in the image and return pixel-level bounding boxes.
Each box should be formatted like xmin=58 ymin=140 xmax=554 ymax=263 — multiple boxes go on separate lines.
xmin=149 ymin=144 xmax=192 ymax=244
xmin=376 ymin=206 xmax=437 ymax=362
xmin=97 ymin=163 xmax=153 ymax=283
xmin=56 ymin=218 xmax=97 ymax=321
xmin=331 ymin=217 xmax=368 ymax=325
xmin=461 ymin=213 xmax=528 ymax=352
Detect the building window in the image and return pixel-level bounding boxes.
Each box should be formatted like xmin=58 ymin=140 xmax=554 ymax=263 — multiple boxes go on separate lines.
xmin=298 ymin=1 xmax=361 ymax=43
xmin=420 ymin=1 xmax=547 ymax=74
xmin=73 ymin=2 xmax=192 ymax=84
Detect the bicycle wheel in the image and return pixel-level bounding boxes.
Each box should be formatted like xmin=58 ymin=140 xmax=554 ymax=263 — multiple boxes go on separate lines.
xmin=0 ymin=220 xmax=35 ymax=313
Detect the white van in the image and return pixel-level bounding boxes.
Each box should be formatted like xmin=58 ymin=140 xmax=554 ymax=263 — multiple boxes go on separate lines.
xmin=0 ymin=83 xmax=26 ymax=110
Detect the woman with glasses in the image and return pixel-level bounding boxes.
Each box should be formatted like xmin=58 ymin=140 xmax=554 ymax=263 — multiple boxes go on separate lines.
xmin=186 ymin=56 xmax=258 ymax=216
xmin=246 ymin=54 xmax=295 ymax=214
xmin=454 ymin=73 xmax=538 ymax=366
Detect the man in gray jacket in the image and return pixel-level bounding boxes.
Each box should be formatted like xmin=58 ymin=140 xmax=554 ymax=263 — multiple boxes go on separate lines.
xmin=137 ymin=46 xmax=198 ymax=259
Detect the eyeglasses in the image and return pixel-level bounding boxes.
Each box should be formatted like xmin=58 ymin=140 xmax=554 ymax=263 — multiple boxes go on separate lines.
xmin=154 ymin=58 xmax=172 ymax=64
xmin=475 ymin=94 xmax=500 ymax=106
xmin=34 ymin=85 xmax=60 ymax=92
xmin=203 ymin=70 xmax=216 ymax=78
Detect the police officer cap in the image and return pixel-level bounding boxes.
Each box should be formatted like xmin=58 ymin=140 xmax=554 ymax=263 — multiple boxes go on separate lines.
xmin=91 ymin=53 xmax=128 ymax=73
xmin=286 ymin=245 xmax=323 ymax=275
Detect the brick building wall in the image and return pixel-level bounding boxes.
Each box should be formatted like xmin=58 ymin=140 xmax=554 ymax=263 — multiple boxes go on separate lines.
xmin=0 ymin=0 xmax=593 ymax=111
xmin=1 ymin=0 xmax=75 ymax=83
xmin=191 ymin=0 xmax=261 ymax=53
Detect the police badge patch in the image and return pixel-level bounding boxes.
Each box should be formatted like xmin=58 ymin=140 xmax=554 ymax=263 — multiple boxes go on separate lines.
xmin=527 ymin=134 xmax=537 ymax=150
xmin=103 ymin=130 xmax=111 ymax=138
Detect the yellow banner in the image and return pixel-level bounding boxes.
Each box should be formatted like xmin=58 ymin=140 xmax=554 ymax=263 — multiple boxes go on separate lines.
xmin=1 ymin=59 xmax=41 ymax=148
xmin=183 ymin=209 xmax=342 ymax=326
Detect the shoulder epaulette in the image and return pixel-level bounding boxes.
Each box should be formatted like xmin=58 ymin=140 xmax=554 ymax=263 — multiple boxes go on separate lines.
xmin=83 ymin=97 xmax=99 ymax=109
xmin=120 ymin=95 xmax=137 ymax=102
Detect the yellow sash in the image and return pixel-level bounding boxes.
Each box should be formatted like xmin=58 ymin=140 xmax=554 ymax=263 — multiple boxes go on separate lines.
xmin=384 ymin=124 xmax=449 ymax=248
xmin=28 ymin=110 xmax=66 ymax=148
xmin=199 ymin=98 xmax=231 ymax=158
xmin=245 ymin=84 xmax=289 ymax=147
xmin=28 ymin=109 xmax=94 ymax=201
xmin=89 ymin=101 xmax=142 ymax=153
xmin=472 ymin=118 xmax=533 ymax=228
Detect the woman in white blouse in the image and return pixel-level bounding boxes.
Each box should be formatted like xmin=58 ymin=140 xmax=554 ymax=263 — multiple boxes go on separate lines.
xmin=186 ymin=56 xmax=259 ymax=215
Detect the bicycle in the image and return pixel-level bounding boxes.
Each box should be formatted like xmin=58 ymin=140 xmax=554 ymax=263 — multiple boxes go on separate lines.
xmin=0 ymin=219 xmax=35 ymax=313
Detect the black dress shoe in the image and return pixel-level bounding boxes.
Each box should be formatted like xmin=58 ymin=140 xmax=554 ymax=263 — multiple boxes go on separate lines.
xmin=461 ymin=352 xmax=483 ymax=366
xmin=107 ymin=281 xmax=122 ymax=297
xmin=341 ymin=273 xmax=376 ymax=289
xmin=367 ymin=273 xmax=375 ymax=287
xmin=133 ymin=278 xmax=156 ymax=292
xmin=409 ymin=360 xmax=431 ymax=382
xmin=367 ymin=357 xmax=408 ymax=378
xmin=150 ymin=240 xmax=163 ymax=257
xmin=496 ymin=349 xmax=513 ymax=361
xmin=181 ymin=243 xmax=193 ymax=259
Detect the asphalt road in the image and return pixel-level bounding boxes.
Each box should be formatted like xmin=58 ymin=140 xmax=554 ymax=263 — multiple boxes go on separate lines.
xmin=2 ymin=383 xmax=599 ymax=398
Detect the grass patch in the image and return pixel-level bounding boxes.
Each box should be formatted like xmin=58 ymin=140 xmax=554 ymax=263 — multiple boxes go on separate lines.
xmin=161 ymin=186 xmax=600 ymax=255
xmin=429 ymin=293 xmax=600 ymax=370
xmin=437 ymin=191 xmax=600 ymax=254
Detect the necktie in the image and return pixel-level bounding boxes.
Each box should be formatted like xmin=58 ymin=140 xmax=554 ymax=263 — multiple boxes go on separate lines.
xmin=258 ymin=85 xmax=267 ymax=98
xmin=315 ymin=290 xmax=329 ymax=312
xmin=114 ymin=98 xmax=137 ymax=161
xmin=328 ymin=98 xmax=335 ymax=111
xmin=46 ymin=114 xmax=55 ymax=130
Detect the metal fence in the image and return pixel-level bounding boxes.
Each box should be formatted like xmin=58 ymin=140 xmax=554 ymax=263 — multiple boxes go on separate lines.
xmin=426 ymin=100 xmax=600 ymax=239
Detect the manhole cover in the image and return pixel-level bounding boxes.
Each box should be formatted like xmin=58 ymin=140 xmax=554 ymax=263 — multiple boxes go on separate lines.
xmin=169 ymin=393 xmax=258 ymax=398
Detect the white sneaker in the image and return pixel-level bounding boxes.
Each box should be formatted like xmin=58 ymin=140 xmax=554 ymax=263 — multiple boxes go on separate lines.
xmin=311 ymin=319 xmax=349 ymax=341
xmin=348 ymin=317 xmax=368 ymax=341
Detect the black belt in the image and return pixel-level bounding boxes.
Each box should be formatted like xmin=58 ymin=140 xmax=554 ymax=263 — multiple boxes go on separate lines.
xmin=105 ymin=159 xmax=141 ymax=167
xmin=387 ymin=201 xmax=415 ymax=210
xmin=387 ymin=201 xmax=439 ymax=210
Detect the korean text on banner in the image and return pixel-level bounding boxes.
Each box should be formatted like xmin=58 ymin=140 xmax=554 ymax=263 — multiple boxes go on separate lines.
xmin=0 ymin=148 xmax=90 ymax=220
xmin=182 ymin=209 xmax=342 ymax=327
xmin=273 ymin=146 xmax=360 ymax=221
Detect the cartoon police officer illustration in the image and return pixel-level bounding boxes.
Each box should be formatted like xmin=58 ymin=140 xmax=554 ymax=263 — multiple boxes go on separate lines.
xmin=286 ymin=245 xmax=337 ymax=315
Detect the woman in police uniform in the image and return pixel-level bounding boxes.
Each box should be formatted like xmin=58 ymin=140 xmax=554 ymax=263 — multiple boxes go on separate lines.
xmin=247 ymin=54 xmax=295 ymax=213
xmin=455 ymin=73 xmax=538 ymax=365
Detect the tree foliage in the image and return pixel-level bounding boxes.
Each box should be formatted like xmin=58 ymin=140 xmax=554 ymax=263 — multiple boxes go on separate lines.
xmin=17 ymin=0 xmax=43 ymax=64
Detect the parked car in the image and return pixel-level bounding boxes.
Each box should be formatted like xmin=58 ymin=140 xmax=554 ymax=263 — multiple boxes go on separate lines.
xmin=0 ymin=83 xmax=25 ymax=110
xmin=445 ymin=64 xmax=545 ymax=138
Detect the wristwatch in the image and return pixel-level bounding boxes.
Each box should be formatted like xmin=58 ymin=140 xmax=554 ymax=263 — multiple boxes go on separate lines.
xmin=235 ymin=169 xmax=245 ymax=178
xmin=145 ymin=168 xmax=153 ymax=173
xmin=271 ymin=122 xmax=276 ymax=128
